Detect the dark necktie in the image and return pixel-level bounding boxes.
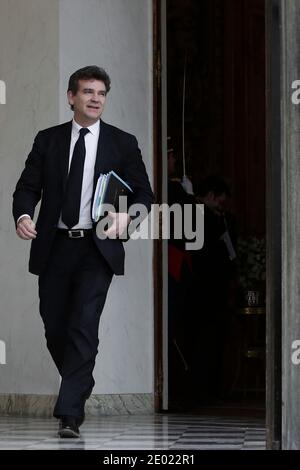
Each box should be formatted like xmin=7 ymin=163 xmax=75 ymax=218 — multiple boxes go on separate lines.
xmin=61 ymin=127 xmax=90 ymax=228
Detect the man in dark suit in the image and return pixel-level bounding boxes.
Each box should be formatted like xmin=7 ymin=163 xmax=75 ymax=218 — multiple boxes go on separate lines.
xmin=12 ymin=65 xmax=154 ymax=438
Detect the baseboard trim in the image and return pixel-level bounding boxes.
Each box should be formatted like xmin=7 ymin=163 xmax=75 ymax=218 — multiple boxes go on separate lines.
xmin=0 ymin=393 xmax=154 ymax=417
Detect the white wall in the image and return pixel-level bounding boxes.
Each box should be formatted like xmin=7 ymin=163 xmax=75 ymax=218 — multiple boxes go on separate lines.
xmin=0 ymin=0 xmax=154 ymax=396
xmin=0 ymin=0 xmax=60 ymax=394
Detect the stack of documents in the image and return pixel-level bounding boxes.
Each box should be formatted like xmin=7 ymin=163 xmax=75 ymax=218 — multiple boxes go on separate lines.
xmin=92 ymin=171 xmax=133 ymax=222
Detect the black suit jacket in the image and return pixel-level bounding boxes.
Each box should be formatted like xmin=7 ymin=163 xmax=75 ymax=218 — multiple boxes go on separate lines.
xmin=12 ymin=119 xmax=154 ymax=275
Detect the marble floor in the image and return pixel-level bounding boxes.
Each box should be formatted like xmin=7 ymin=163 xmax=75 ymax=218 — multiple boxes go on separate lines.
xmin=0 ymin=414 xmax=266 ymax=450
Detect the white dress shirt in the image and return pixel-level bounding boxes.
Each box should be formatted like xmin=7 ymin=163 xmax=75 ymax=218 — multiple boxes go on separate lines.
xmin=18 ymin=119 xmax=100 ymax=229
xmin=58 ymin=119 xmax=100 ymax=229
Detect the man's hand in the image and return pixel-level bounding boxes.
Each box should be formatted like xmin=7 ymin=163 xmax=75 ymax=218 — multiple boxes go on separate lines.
xmin=16 ymin=217 xmax=37 ymax=240
xmin=104 ymin=212 xmax=131 ymax=239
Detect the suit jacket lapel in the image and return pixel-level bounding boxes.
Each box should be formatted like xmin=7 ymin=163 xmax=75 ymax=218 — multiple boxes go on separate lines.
xmin=58 ymin=121 xmax=72 ymax=193
xmin=92 ymin=119 xmax=113 ymax=195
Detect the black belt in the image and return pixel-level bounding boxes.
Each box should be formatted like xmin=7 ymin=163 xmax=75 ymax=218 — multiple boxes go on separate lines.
xmin=57 ymin=229 xmax=93 ymax=238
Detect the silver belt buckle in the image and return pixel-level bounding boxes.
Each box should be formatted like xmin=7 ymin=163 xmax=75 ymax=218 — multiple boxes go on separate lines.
xmin=68 ymin=230 xmax=84 ymax=238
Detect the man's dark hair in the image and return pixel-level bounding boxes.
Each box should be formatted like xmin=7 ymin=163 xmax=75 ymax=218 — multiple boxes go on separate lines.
xmin=196 ymin=175 xmax=231 ymax=198
xmin=68 ymin=65 xmax=111 ymax=102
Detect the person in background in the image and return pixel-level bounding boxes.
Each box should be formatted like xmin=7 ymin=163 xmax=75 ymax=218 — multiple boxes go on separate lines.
xmin=191 ymin=175 xmax=237 ymax=403
xmin=167 ymin=138 xmax=195 ymax=409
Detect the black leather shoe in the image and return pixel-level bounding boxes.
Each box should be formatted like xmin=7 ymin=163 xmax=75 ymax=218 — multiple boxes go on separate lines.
xmin=58 ymin=416 xmax=80 ymax=438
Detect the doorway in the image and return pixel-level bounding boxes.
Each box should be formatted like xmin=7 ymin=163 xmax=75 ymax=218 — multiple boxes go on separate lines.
xmin=164 ymin=0 xmax=266 ymax=418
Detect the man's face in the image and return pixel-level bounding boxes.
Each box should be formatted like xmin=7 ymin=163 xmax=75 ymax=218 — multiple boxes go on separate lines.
xmin=168 ymin=151 xmax=176 ymax=176
xmin=206 ymin=191 xmax=227 ymax=215
xmin=67 ymin=79 xmax=107 ymax=125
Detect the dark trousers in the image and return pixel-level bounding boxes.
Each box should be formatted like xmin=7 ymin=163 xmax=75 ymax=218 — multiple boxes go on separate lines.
xmin=38 ymin=231 xmax=113 ymax=419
